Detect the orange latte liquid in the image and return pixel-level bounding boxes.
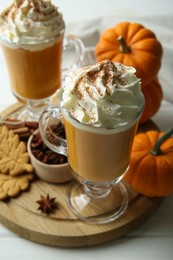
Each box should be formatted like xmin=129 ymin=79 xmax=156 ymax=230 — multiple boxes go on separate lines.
xmin=1 ymin=35 xmax=63 ymax=101
xmin=64 ymin=117 xmax=138 ymax=183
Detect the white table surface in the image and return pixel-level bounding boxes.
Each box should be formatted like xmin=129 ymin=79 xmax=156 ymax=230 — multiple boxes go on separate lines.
xmin=0 ymin=1 xmax=173 ymax=260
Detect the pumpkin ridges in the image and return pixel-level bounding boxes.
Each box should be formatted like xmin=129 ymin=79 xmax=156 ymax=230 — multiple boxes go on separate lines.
xmin=95 ymin=32 xmax=119 ymax=58
xmin=111 ymin=53 xmax=138 ymax=68
xmin=133 ymin=133 xmax=150 ymax=146
xmin=132 ymin=133 xmax=152 ymax=151
xmin=132 ymin=41 xmax=162 ymax=58
xmin=131 ymin=48 xmax=162 ymax=63
xmin=160 ymin=135 xmax=173 ymax=151
xmin=161 ymin=152 xmax=173 ymax=164
xmin=128 ymin=23 xmax=143 ymax=36
xmin=161 ymin=144 xmax=173 ymax=154
xmin=126 ymin=23 xmax=145 ymax=43
xmin=96 ymin=42 xmax=117 ymax=52
xmin=128 ymin=27 xmax=156 ymax=44
xmin=114 ymin=22 xmax=131 ymax=41
xmin=143 ymin=131 xmax=158 ymax=148
xmin=95 ymin=40 xmax=119 ymax=55
xmin=130 ymin=150 xmax=149 ymax=160
xmin=96 ymin=50 xmax=118 ymax=62
xmin=146 ymin=131 xmax=161 ymax=147
xmin=99 ymin=28 xmax=118 ymax=45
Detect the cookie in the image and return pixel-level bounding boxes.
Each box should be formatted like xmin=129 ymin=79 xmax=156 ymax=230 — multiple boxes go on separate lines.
xmin=0 ymin=173 xmax=34 ymax=200
xmin=0 ymin=125 xmax=33 ymax=176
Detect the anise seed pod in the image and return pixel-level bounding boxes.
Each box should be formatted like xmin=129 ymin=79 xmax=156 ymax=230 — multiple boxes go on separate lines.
xmin=36 ymin=194 xmax=58 ymax=214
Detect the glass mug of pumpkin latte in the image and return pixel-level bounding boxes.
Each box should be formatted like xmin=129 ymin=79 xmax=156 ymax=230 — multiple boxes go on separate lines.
xmin=39 ymin=60 xmax=145 ymax=224
xmin=0 ymin=0 xmax=85 ymax=120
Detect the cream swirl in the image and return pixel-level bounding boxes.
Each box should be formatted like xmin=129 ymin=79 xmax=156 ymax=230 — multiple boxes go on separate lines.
xmin=0 ymin=0 xmax=65 ymax=48
xmin=61 ymin=60 xmax=144 ymax=128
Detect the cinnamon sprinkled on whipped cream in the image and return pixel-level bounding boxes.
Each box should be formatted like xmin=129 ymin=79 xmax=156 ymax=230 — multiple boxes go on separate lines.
xmin=61 ymin=60 xmax=144 ymax=128
xmin=0 ymin=0 xmax=65 ymax=49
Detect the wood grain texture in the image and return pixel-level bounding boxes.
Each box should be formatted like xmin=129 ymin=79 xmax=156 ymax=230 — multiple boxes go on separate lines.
xmin=0 ymin=179 xmax=162 ymax=247
xmin=0 ymin=103 xmax=162 ymax=247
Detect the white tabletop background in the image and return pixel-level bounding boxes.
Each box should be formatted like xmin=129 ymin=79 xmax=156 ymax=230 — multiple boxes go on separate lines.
xmin=0 ymin=1 xmax=173 ymax=260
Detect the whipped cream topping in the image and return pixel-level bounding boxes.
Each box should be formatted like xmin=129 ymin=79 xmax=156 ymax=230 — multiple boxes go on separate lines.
xmin=0 ymin=0 xmax=65 ymax=49
xmin=61 ymin=60 xmax=144 ymax=128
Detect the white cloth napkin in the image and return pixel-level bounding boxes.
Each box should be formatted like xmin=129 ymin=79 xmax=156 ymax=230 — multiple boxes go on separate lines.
xmin=66 ymin=14 xmax=173 ymax=103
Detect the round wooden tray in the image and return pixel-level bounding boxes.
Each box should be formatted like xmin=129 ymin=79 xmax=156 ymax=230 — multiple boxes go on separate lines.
xmin=0 ymin=103 xmax=162 ymax=248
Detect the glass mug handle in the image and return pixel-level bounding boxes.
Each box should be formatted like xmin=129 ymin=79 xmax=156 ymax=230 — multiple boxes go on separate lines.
xmin=62 ymin=35 xmax=85 ymax=79
xmin=39 ymin=105 xmax=67 ymax=156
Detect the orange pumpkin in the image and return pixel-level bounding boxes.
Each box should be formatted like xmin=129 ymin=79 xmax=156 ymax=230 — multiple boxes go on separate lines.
xmin=140 ymin=78 xmax=163 ymax=123
xmin=95 ymin=22 xmax=163 ymax=85
xmin=125 ymin=129 xmax=173 ymax=197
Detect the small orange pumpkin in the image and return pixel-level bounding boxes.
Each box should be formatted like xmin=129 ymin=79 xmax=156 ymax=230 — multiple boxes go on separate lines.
xmin=125 ymin=129 xmax=173 ymax=197
xmin=95 ymin=22 xmax=163 ymax=85
xmin=140 ymin=78 xmax=163 ymax=123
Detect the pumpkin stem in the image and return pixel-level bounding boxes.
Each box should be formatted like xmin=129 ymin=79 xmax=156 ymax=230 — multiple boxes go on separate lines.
xmin=117 ymin=36 xmax=131 ymax=53
xmin=150 ymin=127 xmax=173 ymax=156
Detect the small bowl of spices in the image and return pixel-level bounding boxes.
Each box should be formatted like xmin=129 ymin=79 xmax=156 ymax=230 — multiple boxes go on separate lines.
xmin=27 ymin=122 xmax=73 ymax=184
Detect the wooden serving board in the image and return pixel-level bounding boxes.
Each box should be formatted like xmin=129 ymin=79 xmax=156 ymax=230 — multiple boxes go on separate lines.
xmin=0 ymin=103 xmax=162 ymax=248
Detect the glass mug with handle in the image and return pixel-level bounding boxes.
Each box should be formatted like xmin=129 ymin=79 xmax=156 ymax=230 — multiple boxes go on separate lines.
xmin=39 ymin=60 xmax=145 ymax=224
xmin=0 ymin=0 xmax=85 ymax=120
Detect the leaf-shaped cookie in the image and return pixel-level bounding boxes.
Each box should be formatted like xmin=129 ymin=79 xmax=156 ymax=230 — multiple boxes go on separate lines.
xmin=0 ymin=173 xmax=34 ymax=200
xmin=0 ymin=126 xmax=33 ymax=176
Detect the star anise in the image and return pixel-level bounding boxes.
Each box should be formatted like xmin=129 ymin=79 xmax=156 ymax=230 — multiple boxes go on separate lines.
xmin=36 ymin=194 xmax=58 ymax=214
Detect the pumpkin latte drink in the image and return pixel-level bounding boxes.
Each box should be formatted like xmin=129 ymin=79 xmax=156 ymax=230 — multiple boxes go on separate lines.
xmin=39 ymin=60 xmax=144 ymax=224
xmin=0 ymin=0 xmax=84 ymax=119
xmin=61 ymin=60 xmax=144 ymax=182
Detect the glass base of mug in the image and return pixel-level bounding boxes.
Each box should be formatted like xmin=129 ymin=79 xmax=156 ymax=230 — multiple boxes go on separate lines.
xmin=8 ymin=91 xmax=60 ymax=121
xmin=67 ymin=180 xmax=129 ymax=224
